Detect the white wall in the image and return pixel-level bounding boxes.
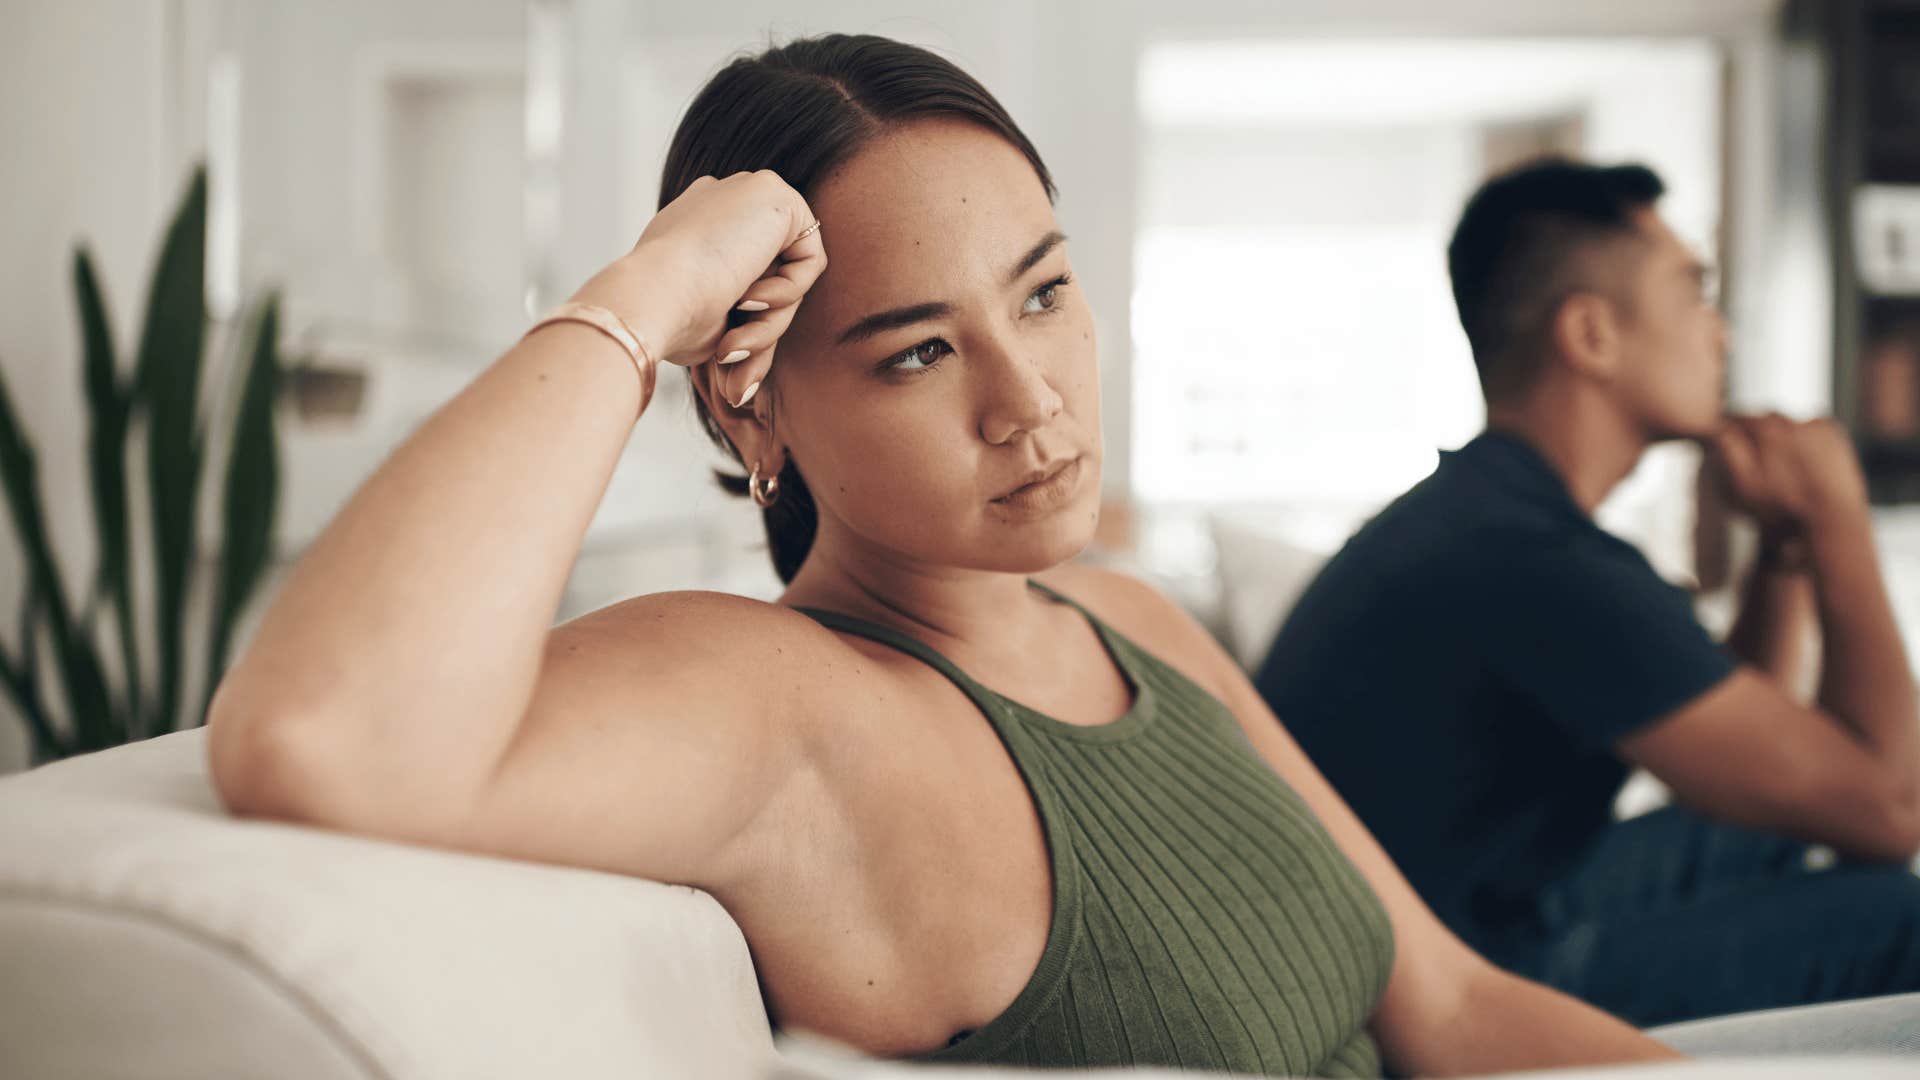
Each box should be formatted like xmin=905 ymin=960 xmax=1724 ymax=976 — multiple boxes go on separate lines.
xmin=232 ymin=0 xmax=527 ymax=352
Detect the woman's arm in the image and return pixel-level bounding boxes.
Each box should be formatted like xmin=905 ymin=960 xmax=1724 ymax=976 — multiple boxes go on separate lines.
xmin=207 ymin=172 xmax=830 ymax=892
xmin=208 ymin=319 xmax=652 ymax=819
xmin=1057 ymin=567 xmax=1681 ymax=1075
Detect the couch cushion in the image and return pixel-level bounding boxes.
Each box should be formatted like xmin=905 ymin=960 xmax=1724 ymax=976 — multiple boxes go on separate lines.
xmin=0 ymin=729 xmax=774 ymax=1080
xmin=1208 ymin=504 xmax=1376 ymax=670
xmin=2 ymin=896 xmax=374 ymax=1079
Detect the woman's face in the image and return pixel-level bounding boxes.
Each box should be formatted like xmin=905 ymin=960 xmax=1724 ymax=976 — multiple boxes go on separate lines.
xmin=760 ymin=118 xmax=1102 ymax=575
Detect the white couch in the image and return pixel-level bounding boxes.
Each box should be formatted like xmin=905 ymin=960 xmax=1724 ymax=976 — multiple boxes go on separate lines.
xmin=3 ymin=729 xmax=1916 ymax=1080
xmin=0 ymin=728 xmax=768 ymax=1080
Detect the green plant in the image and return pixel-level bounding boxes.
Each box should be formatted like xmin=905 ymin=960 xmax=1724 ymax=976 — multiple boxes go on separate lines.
xmin=0 ymin=165 xmax=284 ymax=765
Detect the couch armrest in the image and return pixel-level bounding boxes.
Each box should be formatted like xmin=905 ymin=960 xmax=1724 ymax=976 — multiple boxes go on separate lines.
xmin=0 ymin=729 xmax=773 ymax=1080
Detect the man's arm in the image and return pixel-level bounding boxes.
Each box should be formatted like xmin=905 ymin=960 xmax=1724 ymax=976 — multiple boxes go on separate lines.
xmin=1623 ymin=416 xmax=1920 ymax=861
xmin=1807 ymin=505 xmax=1919 ymax=787
xmin=1619 ymin=668 xmax=1920 ymax=861
xmin=1721 ymin=535 xmax=1818 ymax=698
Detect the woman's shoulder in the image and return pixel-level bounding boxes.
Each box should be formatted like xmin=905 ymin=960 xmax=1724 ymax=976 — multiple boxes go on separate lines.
xmin=595 ymin=583 xmax=953 ymax=676
xmin=562 ymin=588 xmax=870 ymax=696
xmin=1032 ymin=563 xmax=1239 ymax=698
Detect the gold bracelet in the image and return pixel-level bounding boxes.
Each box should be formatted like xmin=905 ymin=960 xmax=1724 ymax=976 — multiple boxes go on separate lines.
xmin=522 ymin=301 xmax=658 ymax=419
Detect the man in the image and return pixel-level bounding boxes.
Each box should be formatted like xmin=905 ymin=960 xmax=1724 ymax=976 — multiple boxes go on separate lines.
xmin=1255 ymin=157 xmax=1920 ymax=1026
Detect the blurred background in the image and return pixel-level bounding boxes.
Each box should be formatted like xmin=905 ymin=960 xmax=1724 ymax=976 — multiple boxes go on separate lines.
xmin=4 ymin=0 xmax=1918 ymax=771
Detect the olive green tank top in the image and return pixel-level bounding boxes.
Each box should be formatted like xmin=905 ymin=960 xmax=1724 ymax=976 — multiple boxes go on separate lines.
xmin=797 ymin=581 xmax=1396 ymax=1078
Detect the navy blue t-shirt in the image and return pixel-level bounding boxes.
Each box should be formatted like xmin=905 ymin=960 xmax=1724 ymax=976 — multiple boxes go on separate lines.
xmin=1254 ymin=431 xmax=1737 ymax=952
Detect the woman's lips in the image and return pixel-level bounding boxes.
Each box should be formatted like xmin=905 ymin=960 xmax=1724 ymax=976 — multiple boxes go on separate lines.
xmin=991 ymin=456 xmax=1083 ymax=514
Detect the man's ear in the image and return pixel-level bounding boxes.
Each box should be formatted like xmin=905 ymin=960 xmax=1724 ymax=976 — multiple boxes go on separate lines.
xmin=1551 ymin=291 xmax=1622 ymax=383
xmin=694 ymin=363 xmax=779 ymax=472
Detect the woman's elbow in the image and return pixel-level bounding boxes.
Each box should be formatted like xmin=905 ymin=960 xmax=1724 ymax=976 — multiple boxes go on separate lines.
xmin=205 ymin=683 xmax=345 ymax=824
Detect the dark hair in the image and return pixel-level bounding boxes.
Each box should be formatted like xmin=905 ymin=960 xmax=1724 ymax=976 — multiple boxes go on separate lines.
xmin=660 ymin=34 xmax=1056 ymax=583
xmin=1446 ymin=156 xmax=1666 ymax=400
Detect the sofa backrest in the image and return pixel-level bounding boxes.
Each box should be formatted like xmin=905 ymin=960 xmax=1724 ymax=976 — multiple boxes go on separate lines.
xmin=0 ymin=729 xmax=775 ymax=1080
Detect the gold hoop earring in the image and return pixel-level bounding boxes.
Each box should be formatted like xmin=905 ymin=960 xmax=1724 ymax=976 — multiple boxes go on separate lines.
xmin=749 ymin=463 xmax=781 ymax=507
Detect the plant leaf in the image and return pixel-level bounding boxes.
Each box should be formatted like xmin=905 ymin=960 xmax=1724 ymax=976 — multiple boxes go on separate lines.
xmin=200 ymin=293 xmax=280 ymax=727
xmin=0 ymin=359 xmax=115 ymax=752
xmin=0 ymin=581 xmax=64 ymax=763
xmin=133 ymin=166 xmax=207 ymax=736
xmin=17 ymin=572 xmax=41 ymax=698
xmin=75 ymin=246 xmax=141 ymax=740
xmin=0 ymin=650 xmax=61 ymax=765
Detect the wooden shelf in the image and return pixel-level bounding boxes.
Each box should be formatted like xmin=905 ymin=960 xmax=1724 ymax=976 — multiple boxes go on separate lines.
xmin=1859 ymin=438 xmax=1920 ymax=504
xmin=1828 ymin=1 xmax=1920 ymax=503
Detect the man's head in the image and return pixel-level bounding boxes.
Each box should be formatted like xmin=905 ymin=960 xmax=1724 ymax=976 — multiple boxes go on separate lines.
xmin=1447 ymin=157 xmax=1727 ymax=439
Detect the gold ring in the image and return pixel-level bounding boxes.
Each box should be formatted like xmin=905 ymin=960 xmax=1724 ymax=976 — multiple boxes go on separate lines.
xmin=795 ymin=220 xmax=822 ymax=241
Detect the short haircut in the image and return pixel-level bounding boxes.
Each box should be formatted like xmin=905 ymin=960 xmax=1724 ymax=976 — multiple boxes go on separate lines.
xmin=1446 ymin=157 xmax=1666 ymax=400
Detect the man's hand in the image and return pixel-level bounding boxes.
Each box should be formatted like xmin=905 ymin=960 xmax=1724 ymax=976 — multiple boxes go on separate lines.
xmin=1707 ymin=414 xmax=1870 ymax=545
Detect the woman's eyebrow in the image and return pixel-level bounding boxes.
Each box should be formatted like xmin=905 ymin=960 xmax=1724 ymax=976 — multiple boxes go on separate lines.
xmin=837 ymin=301 xmax=954 ymax=346
xmin=834 ymin=230 xmax=1069 ymax=347
xmin=1005 ymin=229 xmax=1067 ymax=284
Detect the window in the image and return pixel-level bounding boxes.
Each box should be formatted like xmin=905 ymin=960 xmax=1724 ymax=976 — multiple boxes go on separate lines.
xmin=1133 ymin=38 xmax=1723 ymax=513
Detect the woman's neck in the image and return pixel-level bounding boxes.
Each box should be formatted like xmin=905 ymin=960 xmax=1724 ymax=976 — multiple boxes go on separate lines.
xmin=781 ymin=527 xmax=1057 ymax=656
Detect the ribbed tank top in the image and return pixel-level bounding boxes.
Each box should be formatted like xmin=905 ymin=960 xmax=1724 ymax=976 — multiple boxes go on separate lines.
xmin=796 ymin=581 xmax=1395 ymax=1078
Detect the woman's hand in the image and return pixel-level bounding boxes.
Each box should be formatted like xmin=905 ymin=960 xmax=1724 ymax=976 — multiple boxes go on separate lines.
xmin=571 ymin=170 xmax=828 ymax=406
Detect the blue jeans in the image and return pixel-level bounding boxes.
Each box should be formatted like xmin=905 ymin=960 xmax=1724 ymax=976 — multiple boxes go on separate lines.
xmin=1487 ymin=805 xmax=1920 ymax=1027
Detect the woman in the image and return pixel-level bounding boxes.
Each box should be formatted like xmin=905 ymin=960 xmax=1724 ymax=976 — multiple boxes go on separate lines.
xmin=208 ymin=34 xmax=1678 ymax=1077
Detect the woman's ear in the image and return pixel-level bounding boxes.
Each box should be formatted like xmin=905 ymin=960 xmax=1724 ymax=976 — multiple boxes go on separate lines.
xmin=694 ymin=363 xmax=782 ymax=475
